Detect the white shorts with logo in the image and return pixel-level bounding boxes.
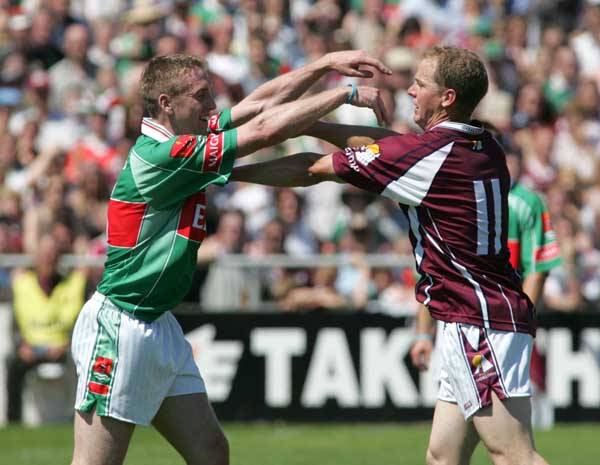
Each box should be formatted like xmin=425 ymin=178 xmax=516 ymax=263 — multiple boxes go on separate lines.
xmin=438 ymin=322 xmax=533 ymax=420
xmin=72 ymin=292 xmax=206 ymax=425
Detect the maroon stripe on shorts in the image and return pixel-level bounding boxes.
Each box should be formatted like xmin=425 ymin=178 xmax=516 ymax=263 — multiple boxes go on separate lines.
xmin=459 ymin=326 xmax=506 ymax=410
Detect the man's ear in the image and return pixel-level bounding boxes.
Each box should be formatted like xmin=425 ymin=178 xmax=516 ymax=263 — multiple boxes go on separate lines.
xmin=158 ymin=93 xmax=173 ymax=115
xmin=441 ymin=88 xmax=457 ymax=109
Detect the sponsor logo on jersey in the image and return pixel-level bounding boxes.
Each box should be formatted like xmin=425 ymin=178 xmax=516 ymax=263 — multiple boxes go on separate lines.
xmin=344 ymin=147 xmax=361 ymax=172
xmin=177 ymin=192 xmax=207 ymax=243
xmin=203 ymin=133 xmax=224 ymax=172
xmin=208 ymin=113 xmax=221 ymax=132
xmin=535 ymin=242 xmax=560 ymax=262
xmin=170 ymin=135 xmax=197 ymax=158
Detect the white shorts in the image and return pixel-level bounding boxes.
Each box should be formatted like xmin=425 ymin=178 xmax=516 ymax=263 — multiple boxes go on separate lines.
xmin=72 ymin=292 xmax=205 ymax=425
xmin=438 ymin=322 xmax=533 ymax=420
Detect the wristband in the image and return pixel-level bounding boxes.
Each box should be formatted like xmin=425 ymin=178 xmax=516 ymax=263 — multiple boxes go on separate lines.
xmin=346 ymin=84 xmax=357 ymax=104
xmin=414 ymin=333 xmax=434 ymax=342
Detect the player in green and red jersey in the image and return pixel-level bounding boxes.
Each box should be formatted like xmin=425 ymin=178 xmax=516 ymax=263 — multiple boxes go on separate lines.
xmin=506 ymin=143 xmax=562 ymax=430
xmin=69 ymin=52 xmax=391 ymax=465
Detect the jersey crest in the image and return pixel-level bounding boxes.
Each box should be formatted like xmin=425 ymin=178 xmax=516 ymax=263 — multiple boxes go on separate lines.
xmin=170 ymin=135 xmax=197 ymax=158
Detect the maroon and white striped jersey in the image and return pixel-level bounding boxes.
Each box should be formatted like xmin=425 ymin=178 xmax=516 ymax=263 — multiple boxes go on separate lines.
xmin=332 ymin=121 xmax=536 ymax=335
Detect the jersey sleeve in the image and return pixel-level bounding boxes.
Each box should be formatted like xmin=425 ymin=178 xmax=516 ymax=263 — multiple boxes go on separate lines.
xmin=208 ymin=108 xmax=232 ymax=133
xmin=129 ymin=129 xmax=237 ymax=209
xmin=331 ymin=133 xmax=454 ymax=206
xmin=517 ymin=192 xmax=562 ymax=276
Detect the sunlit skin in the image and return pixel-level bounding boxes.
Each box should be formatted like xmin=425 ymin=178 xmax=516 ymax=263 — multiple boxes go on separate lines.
xmin=157 ymin=67 xmax=217 ymax=136
xmin=407 ymin=58 xmax=458 ymax=130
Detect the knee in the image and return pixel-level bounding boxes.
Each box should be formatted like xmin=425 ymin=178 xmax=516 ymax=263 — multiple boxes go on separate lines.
xmin=187 ymin=431 xmax=229 ymax=465
xmin=426 ymin=446 xmax=443 ymax=465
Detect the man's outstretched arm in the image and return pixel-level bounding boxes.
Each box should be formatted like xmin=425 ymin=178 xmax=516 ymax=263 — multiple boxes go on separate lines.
xmin=230 ymin=153 xmax=338 ymax=186
xmin=229 ymin=50 xmax=391 ymax=127
xmin=304 ymin=120 xmax=400 ymax=149
xmin=235 ymin=85 xmax=390 ymax=158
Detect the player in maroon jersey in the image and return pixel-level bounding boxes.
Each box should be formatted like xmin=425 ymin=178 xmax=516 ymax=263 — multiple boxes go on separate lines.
xmin=232 ymin=46 xmax=550 ymax=465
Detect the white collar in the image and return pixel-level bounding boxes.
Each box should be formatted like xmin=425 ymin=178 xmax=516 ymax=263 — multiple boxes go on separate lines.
xmin=432 ymin=121 xmax=484 ymax=135
xmin=141 ymin=118 xmax=175 ymax=142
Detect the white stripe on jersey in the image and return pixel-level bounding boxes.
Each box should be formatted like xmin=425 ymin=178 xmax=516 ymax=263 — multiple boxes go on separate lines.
xmin=491 ymin=178 xmax=502 ymax=254
xmin=473 ymin=180 xmax=489 ymax=255
xmin=498 ymin=284 xmax=517 ymax=331
xmin=381 ymin=142 xmax=453 ymax=206
xmin=408 ymin=206 xmax=424 ymax=267
xmin=426 ymin=211 xmax=491 ymax=329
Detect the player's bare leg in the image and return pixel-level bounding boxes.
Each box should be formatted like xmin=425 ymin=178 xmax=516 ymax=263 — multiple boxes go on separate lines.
xmin=71 ymin=410 xmax=135 ymax=465
xmin=427 ymin=400 xmax=480 ymax=465
xmin=152 ymin=392 xmax=229 ymax=465
xmin=473 ymin=392 xmax=549 ymax=465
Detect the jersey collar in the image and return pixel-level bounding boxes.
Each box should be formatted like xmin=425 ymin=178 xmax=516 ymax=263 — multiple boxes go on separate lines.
xmin=141 ymin=118 xmax=175 ymax=142
xmin=433 ymin=121 xmax=484 ymax=135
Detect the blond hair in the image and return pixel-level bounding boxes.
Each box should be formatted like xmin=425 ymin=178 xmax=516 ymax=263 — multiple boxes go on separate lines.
xmin=140 ymin=54 xmax=207 ymax=117
xmin=422 ymin=46 xmax=488 ymax=116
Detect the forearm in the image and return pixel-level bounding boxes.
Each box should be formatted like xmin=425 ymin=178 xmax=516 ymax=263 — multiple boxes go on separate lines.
xmin=305 ymin=121 xmax=400 ymax=148
xmin=238 ymin=87 xmax=352 ymax=157
xmin=230 ymin=153 xmax=325 ymax=186
xmin=522 ymin=272 xmax=548 ymax=306
xmin=231 ymin=58 xmax=329 ymax=126
xmin=415 ymin=303 xmax=436 ymax=336
xmin=251 ymin=57 xmax=328 ymax=106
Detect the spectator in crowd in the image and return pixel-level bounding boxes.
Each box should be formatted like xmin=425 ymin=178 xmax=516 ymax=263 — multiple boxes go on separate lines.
xmin=5 ymin=233 xmax=86 ymax=423
xmin=0 ymin=0 xmax=599 ymax=319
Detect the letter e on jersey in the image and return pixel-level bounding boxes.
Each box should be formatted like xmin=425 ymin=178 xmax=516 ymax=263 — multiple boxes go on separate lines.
xmin=178 ymin=192 xmax=207 ymax=242
xmin=203 ymin=133 xmax=224 ymax=172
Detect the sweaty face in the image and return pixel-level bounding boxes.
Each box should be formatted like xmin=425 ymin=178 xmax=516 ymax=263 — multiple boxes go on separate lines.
xmin=169 ymin=68 xmax=216 ymax=135
xmin=407 ymin=58 xmax=444 ymax=130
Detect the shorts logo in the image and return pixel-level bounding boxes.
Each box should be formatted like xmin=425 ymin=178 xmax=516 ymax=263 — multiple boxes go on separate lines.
xmin=88 ymin=356 xmax=114 ymax=396
xmin=203 ymin=133 xmax=223 ymax=172
xmin=93 ymin=356 xmax=113 ymax=378
xmin=170 ymin=135 xmax=197 ymax=158
xmin=471 ymin=353 xmax=492 ymax=374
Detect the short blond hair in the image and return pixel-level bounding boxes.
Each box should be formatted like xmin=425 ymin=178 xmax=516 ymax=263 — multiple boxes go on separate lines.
xmin=140 ymin=54 xmax=207 ymax=117
xmin=422 ymin=46 xmax=488 ymax=116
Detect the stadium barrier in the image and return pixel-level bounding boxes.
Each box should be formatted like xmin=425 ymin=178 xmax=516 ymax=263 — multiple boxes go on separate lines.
xmin=1 ymin=254 xmax=599 ymax=424
xmin=177 ymin=310 xmax=600 ymax=422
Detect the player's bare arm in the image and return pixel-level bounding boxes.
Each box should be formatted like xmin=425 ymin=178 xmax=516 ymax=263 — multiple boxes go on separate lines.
xmin=229 ymin=50 xmax=392 ymax=127
xmin=304 ymin=120 xmax=400 ymax=149
xmin=409 ymin=303 xmax=436 ymax=372
xmin=235 ymin=85 xmax=390 ymax=158
xmin=522 ymin=271 xmax=548 ymax=306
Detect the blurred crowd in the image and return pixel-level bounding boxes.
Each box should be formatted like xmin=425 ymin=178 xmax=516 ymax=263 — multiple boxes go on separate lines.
xmin=0 ymin=0 xmax=599 ymax=314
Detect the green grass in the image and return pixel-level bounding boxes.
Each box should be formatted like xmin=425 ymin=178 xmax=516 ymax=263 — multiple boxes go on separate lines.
xmin=0 ymin=422 xmax=598 ymax=464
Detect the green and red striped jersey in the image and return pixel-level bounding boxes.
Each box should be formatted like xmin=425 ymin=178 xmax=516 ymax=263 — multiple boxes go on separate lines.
xmin=507 ymin=182 xmax=562 ymax=278
xmin=97 ymin=110 xmax=236 ymax=321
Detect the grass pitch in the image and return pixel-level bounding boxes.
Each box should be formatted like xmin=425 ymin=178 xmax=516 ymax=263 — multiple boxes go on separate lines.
xmin=0 ymin=422 xmax=597 ymax=464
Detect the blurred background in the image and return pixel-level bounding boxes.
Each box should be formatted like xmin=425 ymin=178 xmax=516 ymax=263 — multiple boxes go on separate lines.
xmin=0 ymin=0 xmax=599 ymax=447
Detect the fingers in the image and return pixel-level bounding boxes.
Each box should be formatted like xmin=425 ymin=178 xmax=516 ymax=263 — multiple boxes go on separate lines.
xmin=360 ymin=56 xmax=392 ymax=75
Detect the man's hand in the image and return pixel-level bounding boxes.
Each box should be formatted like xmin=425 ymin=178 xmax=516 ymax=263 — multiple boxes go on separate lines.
xmin=324 ymin=50 xmax=392 ymax=78
xmin=350 ymin=86 xmax=392 ymax=126
xmin=410 ymin=337 xmax=434 ymax=372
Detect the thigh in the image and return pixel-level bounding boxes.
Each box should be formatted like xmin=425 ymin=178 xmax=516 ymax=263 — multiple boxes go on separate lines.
xmin=152 ymin=393 xmax=228 ymax=465
xmin=71 ymin=410 xmax=135 ymax=465
xmin=473 ymin=392 xmax=541 ymax=465
xmin=428 ymin=400 xmax=480 ymax=465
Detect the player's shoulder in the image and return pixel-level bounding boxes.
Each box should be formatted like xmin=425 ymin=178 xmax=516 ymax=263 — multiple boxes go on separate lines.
xmin=510 ymin=182 xmax=545 ymax=205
